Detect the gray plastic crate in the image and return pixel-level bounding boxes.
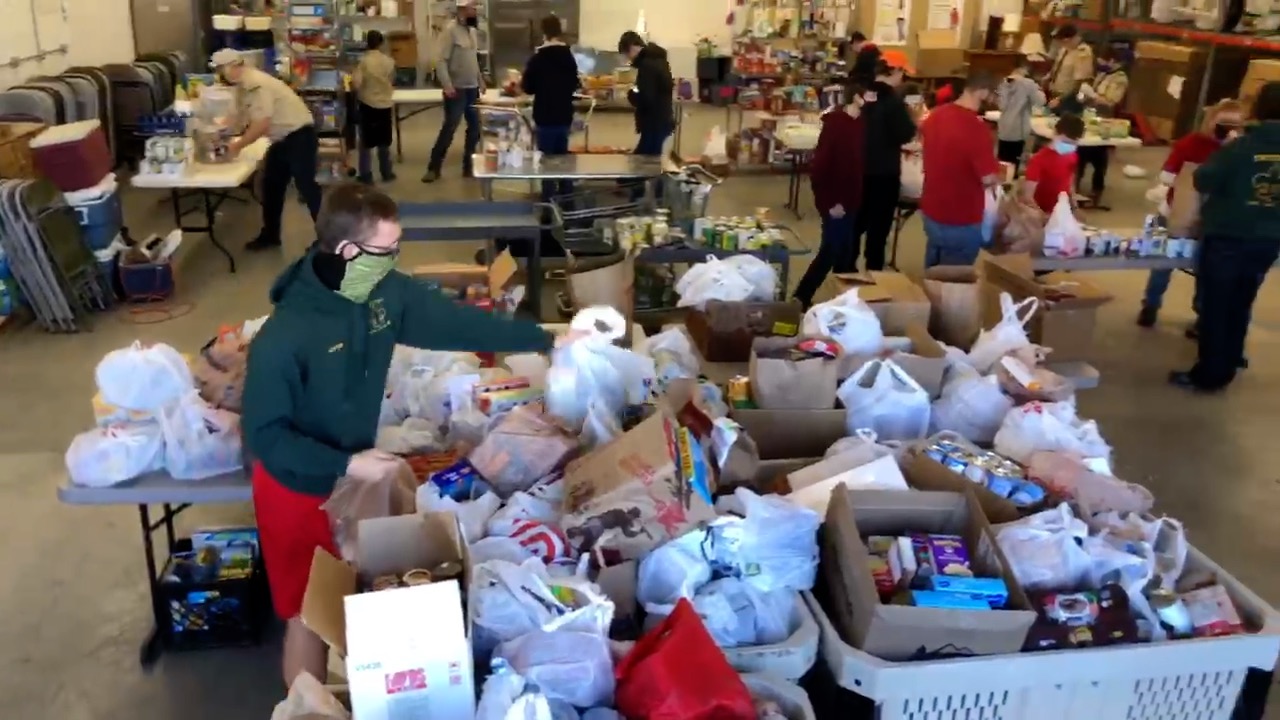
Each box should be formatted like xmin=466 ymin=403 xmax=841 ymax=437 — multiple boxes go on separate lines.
xmin=741 ymin=673 xmax=816 ymax=720
xmin=723 ymin=593 xmax=819 ymax=681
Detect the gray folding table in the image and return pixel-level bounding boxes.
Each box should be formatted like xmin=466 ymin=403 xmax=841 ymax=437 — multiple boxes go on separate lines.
xmin=57 ymin=470 xmax=252 ymax=668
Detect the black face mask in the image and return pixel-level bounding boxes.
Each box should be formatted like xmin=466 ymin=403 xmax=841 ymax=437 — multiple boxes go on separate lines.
xmin=464 ymin=15 xmax=478 ymax=27
xmin=1213 ymin=124 xmax=1233 ymax=140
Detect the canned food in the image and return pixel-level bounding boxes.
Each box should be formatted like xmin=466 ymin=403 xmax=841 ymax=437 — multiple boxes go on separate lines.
xmin=727 ymin=376 xmax=752 ymax=408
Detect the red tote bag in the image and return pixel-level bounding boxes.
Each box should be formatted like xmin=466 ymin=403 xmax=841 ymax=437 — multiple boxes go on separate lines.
xmin=614 ymin=599 xmax=757 ymax=720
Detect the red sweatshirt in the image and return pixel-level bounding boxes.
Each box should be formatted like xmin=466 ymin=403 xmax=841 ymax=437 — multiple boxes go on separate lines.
xmin=1162 ymin=131 xmax=1221 ymax=203
xmin=810 ymin=108 xmax=867 ymax=216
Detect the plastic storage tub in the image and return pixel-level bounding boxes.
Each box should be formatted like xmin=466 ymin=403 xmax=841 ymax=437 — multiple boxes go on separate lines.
xmin=68 ymin=184 xmax=123 ymax=251
xmin=724 ymin=593 xmax=819 ymax=681
xmin=741 ymin=673 xmax=817 ymax=720
xmin=803 ymin=544 xmax=1280 ymax=720
xmin=29 ymin=120 xmax=113 ymax=192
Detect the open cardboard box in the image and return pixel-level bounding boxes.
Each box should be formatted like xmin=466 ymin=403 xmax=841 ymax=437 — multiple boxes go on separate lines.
xmin=410 ymin=248 xmax=520 ymax=300
xmin=685 ymin=299 xmax=802 ymax=363
xmin=821 ymin=486 xmax=1035 ymax=661
xmin=980 ymin=254 xmax=1113 ymax=363
xmin=834 ymin=271 xmax=933 ymax=337
xmin=900 ymin=447 xmax=1021 ymax=525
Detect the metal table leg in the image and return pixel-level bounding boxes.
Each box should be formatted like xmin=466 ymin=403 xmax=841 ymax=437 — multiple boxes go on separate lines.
xmin=169 ymin=189 xmax=237 ymax=273
xmin=136 ymin=502 xmax=189 ymax=669
xmin=783 ymin=151 xmax=804 ymax=220
xmin=395 ymin=105 xmax=405 ymax=163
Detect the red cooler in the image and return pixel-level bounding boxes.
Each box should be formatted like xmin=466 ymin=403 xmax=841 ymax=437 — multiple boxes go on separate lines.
xmin=29 ymin=120 xmax=113 ymax=192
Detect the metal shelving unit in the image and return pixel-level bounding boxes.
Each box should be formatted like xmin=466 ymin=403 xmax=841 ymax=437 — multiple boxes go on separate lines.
xmin=286 ymin=0 xmax=349 ymax=182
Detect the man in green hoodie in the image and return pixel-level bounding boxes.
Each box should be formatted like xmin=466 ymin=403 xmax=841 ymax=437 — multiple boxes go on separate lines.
xmin=1169 ymin=81 xmax=1280 ymax=392
xmin=242 ymin=183 xmax=554 ymax=685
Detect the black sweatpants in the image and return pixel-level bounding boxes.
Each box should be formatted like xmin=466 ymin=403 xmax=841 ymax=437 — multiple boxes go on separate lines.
xmin=852 ymin=175 xmax=900 ymax=271
xmin=260 ymin=125 xmax=322 ymax=243
xmin=1191 ymin=235 xmax=1280 ymax=389
xmin=1075 ymin=145 xmax=1110 ymax=196
xmin=997 ymin=140 xmax=1026 ymax=176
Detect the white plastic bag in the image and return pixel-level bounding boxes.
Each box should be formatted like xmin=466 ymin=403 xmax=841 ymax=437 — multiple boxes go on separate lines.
xmin=967 ymin=293 xmax=1038 ymax=372
xmin=801 ymin=288 xmax=884 ymax=355
xmin=837 ymin=359 xmax=931 ymax=441
xmin=416 ymin=483 xmax=502 ymax=543
xmin=1090 ymin=512 xmax=1187 ymax=591
xmin=65 ymin=423 xmax=165 ymax=487
xmin=95 ymin=342 xmax=193 ymax=412
xmin=477 ymin=665 xmax=530 ymax=720
xmin=1043 ymin=192 xmax=1086 ymax=257
xmin=994 ymin=504 xmax=1092 ymax=592
xmin=900 ymin=154 xmax=923 ymax=199
xmin=703 ymin=125 xmax=729 ymax=163
xmin=157 ymin=392 xmax=242 ymax=480
xmin=723 ymin=488 xmax=821 ymax=592
xmin=981 ymin=186 xmax=1003 ymax=246
xmin=721 ymin=254 xmax=778 ymax=301
xmin=496 ymin=630 xmax=615 ymax=709
xmin=472 ymin=536 xmax=537 ymax=566
xmin=545 ymin=308 xmax=654 ymax=429
xmin=675 ymin=256 xmax=756 ymax=309
xmin=581 ymin=400 xmax=623 ymax=449
xmin=994 ymin=401 xmax=1111 ymax=464
xmin=691 ymin=579 xmax=796 ymax=647
xmin=472 ymin=559 xmax=614 ymax=654
xmin=637 ymin=528 xmax=713 ymax=614
xmin=929 ymin=364 xmax=1015 ymax=444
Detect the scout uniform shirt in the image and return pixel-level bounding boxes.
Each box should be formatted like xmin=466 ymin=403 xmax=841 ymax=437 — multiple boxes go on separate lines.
xmin=355 ymin=50 xmax=396 ymax=109
xmin=1049 ymin=44 xmax=1095 ymax=97
xmin=240 ymin=66 xmax=315 ymax=141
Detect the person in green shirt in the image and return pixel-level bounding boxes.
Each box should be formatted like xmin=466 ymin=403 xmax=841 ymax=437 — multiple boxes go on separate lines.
xmin=1169 ymin=82 xmax=1280 ymax=392
xmin=242 ymin=182 xmax=556 ymax=685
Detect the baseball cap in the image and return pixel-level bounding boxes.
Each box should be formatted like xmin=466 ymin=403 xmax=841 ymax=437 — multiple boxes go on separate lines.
xmin=881 ymin=49 xmax=915 ymax=76
xmin=209 ymin=48 xmax=243 ymax=68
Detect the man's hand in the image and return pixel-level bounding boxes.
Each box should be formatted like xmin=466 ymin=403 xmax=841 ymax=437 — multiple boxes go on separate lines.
xmin=225 ymin=137 xmax=244 ymax=157
xmin=444 ymin=86 xmax=457 ymax=99
xmin=346 ymin=449 xmax=402 ymax=483
xmin=828 ymin=203 xmax=846 ymax=219
xmin=1048 ymin=96 xmax=1061 ymax=109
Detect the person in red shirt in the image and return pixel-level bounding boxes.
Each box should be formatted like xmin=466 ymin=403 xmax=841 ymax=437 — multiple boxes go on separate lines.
xmin=919 ymin=72 xmax=1003 ymax=267
xmin=1139 ymin=99 xmax=1244 ymax=330
xmin=794 ymin=80 xmax=867 ymax=309
xmin=1022 ymin=114 xmax=1085 ymax=214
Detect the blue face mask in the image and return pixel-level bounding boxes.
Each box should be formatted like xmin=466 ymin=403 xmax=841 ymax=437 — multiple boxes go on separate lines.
xmin=1053 ymin=140 xmax=1077 ymax=155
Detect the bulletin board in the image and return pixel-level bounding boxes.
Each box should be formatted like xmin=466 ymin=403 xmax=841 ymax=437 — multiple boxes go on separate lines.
xmin=0 ymin=0 xmax=70 ymax=64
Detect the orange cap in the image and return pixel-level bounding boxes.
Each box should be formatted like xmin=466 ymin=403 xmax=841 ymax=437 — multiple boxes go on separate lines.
xmin=880 ymin=49 xmax=915 ymax=76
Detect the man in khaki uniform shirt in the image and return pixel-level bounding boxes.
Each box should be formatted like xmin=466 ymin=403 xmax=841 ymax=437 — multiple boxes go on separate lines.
xmin=213 ymin=49 xmax=323 ymax=251
xmin=1047 ymin=24 xmax=1095 ymax=99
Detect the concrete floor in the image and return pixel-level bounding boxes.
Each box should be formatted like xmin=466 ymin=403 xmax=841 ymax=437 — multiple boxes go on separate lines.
xmin=2 ymin=105 xmax=1279 ymax=718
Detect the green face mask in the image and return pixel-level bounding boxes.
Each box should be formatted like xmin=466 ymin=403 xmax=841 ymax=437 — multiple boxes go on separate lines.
xmin=337 ymin=251 xmax=397 ymax=303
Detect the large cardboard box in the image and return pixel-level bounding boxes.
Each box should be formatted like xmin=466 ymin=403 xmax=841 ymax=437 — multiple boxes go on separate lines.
xmin=561 ymin=410 xmax=716 ymax=560
xmin=833 ymin=271 xmax=932 ymax=336
xmin=1240 ymin=59 xmax=1280 ymax=114
xmin=1129 ymin=42 xmax=1208 ymax=141
xmin=300 ymin=512 xmax=474 ymax=720
xmin=980 ymin=255 xmax=1113 ymax=362
xmin=411 ymin=248 xmax=519 ymax=297
xmin=731 ymin=408 xmax=847 ymax=460
xmin=821 ymin=486 xmax=1035 ymax=660
xmin=685 ymin=300 xmax=802 ymax=363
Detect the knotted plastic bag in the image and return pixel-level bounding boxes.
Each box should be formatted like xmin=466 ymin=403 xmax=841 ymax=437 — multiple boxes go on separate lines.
xmin=967 ymin=293 xmax=1038 ymax=373
xmin=801 ymin=288 xmax=884 ymax=355
xmin=837 ymin=359 xmax=931 ymax=441
xmin=95 ymin=341 xmax=193 ymax=412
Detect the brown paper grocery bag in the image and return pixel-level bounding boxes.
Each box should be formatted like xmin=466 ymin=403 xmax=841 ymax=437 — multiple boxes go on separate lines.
xmin=749 ymin=336 xmax=840 ymax=409
xmin=921 ymin=266 xmax=982 ymax=350
xmin=1167 ymin=162 xmax=1201 ymax=238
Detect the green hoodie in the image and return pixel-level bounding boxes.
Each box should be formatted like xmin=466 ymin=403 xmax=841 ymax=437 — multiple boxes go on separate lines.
xmin=242 ymin=253 xmax=553 ymax=497
xmin=1194 ymin=121 xmax=1280 ymax=242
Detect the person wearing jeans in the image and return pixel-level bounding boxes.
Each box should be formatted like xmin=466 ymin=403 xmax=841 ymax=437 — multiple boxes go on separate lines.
xmin=522 ymin=16 xmax=580 ymax=201
xmin=1168 ymin=82 xmax=1280 ymax=392
xmin=423 ymin=0 xmax=483 ymax=183
xmin=793 ymin=81 xmax=867 ymax=308
xmin=918 ymin=73 xmax=1003 ymax=268
xmin=618 ymin=31 xmax=674 ymax=156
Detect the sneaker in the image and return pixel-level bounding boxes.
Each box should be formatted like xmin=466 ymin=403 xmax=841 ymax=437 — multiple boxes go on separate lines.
xmin=1136 ymin=305 xmax=1158 ymax=328
xmin=245 ymin=234 xmax=281 ymax=252
xmin=421 ymin=169 xmax=440 ymax=183
xmin=356 ymin=174 xmax=374 ymax=185
xmin=382 ymin=172 xmax=398 ymax=182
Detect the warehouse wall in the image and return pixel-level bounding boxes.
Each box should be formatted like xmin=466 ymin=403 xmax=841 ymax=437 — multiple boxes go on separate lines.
xmin=0 ymin=0 xmax=136 ymax=90
xmin=579 ymin=0 xmax=739 ymax=79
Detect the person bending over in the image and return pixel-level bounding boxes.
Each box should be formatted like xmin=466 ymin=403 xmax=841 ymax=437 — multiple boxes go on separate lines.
xmin=1023 ymin=114 xmax=1084 ymax=214
xmin=793 ymin=80 xmax=867 ymax=309
xmin=918 ymin=72 xmax=1003 ymax=267
xmin=1168 ymin=83 xmax=1280 ymax=393
xmin=242 ymin=183 xmax=557 ymax=686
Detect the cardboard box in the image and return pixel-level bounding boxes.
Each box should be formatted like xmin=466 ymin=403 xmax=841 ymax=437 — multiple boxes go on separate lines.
xmin=387 ymin=30 xmax=418 ymax=69
xmin=685 ymin=300 xmax=802 ymax=363
xmin=561 ymin=410 xmax=716 ymax=560
xmin=1129 ymin=42 xmax=1208 ymax=141
xmin=899 ymin=447 xmax=1021 ymax=524
xmin=821 ymin=486 xmax=1035 ymax=660
xmin=787 ymin=454 xmax=908 ymax=515
xmin=980 ymin=255 xmax=1113 ymax=362
xmin=731 ymin=408 xmax=847 ymax=460
xmin=834 ymin=271 xmax=932 ymax=336
xmin=411 ymin=248 xmax=519 ymax=298
xmin=1240 ymin=59 xmax=1280 ymax=113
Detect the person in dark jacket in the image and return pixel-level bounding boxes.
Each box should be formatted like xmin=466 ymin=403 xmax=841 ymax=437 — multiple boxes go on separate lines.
xmin=243 ymin=183 xmax=560 ymax=686
xmin=794 ymin=80 xmax=868 ymax=309
xmin=618 ymin=31 xmax=675 ymax=155
xmin=846 ymin=31 xmax=881 ymax=85
xmin=522 ymin=15 xmax=581 ymax=200
xmin=853 ymin=55 xmax=917 ymax=270
xmin=1168 ymin=82 xmax=1280 ymax=392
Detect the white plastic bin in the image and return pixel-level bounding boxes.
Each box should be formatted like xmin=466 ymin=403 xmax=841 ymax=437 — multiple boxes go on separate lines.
xmin=742 ymin=673 xmax=816 ymax=720
xmin=804 ymin=544 xmax=1280 ymax=720
xmin=724 ymin=593 xmax=819 ymax=681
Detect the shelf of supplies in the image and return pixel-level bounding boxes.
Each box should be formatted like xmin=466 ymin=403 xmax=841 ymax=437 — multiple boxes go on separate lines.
xmin=1109 ymin=18 xmax=1280 ymax=51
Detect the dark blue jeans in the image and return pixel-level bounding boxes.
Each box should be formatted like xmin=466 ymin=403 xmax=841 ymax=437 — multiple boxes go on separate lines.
xmin=536 ymin=125 xmax=573 ymax=202
xmin=631 ymin=127 xmax=672 ymax=201
xmin=794 ymin=210 xmax=856 ymax=307
xmin=1190 ymin=235 xmax=1279 ymax=388
xmin=922 ymin=216 xmax=985 ymax=268
xmin=428 ymin=87 xmax=480 ymax=173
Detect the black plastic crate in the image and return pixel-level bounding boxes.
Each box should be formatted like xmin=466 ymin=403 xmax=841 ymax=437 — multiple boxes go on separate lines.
xmin=159 ymin=538 xmax=270 ymax=652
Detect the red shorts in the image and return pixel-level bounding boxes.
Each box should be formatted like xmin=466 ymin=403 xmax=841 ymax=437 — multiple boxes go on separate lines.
xmin=251 ymin=462 xmax=339 ymax=620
